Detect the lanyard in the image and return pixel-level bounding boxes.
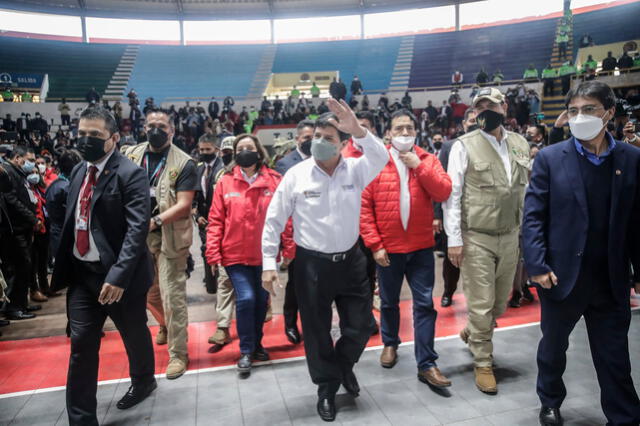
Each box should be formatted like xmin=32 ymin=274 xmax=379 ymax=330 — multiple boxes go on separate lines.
xmin=142 ymin=153 xmax=166 ymax=186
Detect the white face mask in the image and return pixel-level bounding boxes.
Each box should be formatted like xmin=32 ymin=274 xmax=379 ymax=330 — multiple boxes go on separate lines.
xmin=568 ymin=111 xmax=608 ymax=141
xmin=391 ymin=136 xmax=415 ymax=152
xmin=37 ymin=164 xmax=46 ymax=174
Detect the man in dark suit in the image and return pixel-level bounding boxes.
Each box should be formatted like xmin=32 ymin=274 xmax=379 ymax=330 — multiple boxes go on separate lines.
xmin=274 ymin=119 xmax=314 ymax=344
xmin=1 ymin=146 xmax=39 ymax=319
xmin=434 ymin=108 xmax=477 ymax=307
xmin=194 ymin=133 xmax=224 ymax=293
xmin=51 ymin=107 xmax=156 ymax=426
xmin=523 ymin=81 xmax=640 ymax=426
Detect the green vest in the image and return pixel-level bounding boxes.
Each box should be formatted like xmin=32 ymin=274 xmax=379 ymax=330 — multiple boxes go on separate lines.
xmin=2 ymin=90 xmax=12 ymax=101
xmin=310 ymin=86 xmax=320 ymax=96
xmin=291 ymin=89 xmax=300 ymax=98
xmin=459 ymin=129 xmax=529 ymax=235
xmin=542 ymin=68 xmax=557 ymax=78
xmin=559 ymin=64 xmax=576 ymax=76
xmin=21 ymin=92 xmax=32 ymax=102
xmin=125 ymin=142 xmax=194 ymax=258
xmin=523 ymin=68 xmax=538 ymax=79
xmin=633 ymin=57 xmax=640 ymax=67
xmin=492 ymin=73 xmax=504 ymax=82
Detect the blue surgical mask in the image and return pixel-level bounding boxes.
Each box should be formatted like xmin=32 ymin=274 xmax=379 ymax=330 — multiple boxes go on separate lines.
xmin=22 ymin=160 xmax=35 ymax=173
xmin=27 ymin=173 xmax=40 ymax=185
xmin=311 ymin=138 xmax=339 ymax=162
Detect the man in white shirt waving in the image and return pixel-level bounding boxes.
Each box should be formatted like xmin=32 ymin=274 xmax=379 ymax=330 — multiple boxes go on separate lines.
xmin=262 ymin=99 xmax=388 ymax=422
xmin=443 ymin=88 xmax=530 ymax=395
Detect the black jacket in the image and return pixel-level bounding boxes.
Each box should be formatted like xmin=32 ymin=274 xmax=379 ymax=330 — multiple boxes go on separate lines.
xmin=1 ymin=162 xmax=37 ymax=234
xmin=51 ymin=151 xmax=153 ymax=295
xmin=194 ymin=156 xmax=225 ymax=222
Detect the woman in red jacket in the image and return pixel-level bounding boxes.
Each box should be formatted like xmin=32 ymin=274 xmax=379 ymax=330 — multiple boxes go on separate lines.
xmin=206 ymin=134 xmax=294 ymax=375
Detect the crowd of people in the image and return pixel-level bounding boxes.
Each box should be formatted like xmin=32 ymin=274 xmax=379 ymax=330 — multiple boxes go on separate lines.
xmin=0 ymin=75 xmax=640 ymax=425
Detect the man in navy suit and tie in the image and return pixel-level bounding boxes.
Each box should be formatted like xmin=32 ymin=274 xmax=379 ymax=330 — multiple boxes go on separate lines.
xmin=51 ymin=107 xmax=156 ymax=426
xmin=523 ymin=81 xmax=640 ymax=426
xmin=274 ymin=119 xmax=314 ymax=344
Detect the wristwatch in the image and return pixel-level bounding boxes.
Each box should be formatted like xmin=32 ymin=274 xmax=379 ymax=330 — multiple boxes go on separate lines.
xmin=152 ymin=215 xmax=163 ymax=227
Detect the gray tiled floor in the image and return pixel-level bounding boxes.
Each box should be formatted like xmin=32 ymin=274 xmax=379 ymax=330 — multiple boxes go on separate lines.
xmin=2 ymin=311 xmax=639 ymax=426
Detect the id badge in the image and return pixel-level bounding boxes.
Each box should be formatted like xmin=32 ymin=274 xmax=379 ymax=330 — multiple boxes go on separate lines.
xmin=76 ymin=217 xmax=88 ymax=231
xmin=150 ymin=187 xmax=156 ymax=198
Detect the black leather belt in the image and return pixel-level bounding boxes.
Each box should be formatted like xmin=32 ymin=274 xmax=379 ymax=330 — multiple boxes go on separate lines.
xmin=298 ymin=244 xmax=357 ymax=263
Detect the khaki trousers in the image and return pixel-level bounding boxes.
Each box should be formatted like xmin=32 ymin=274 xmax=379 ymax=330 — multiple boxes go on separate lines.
xmin=215 ymin=266 xmax=235 ymax=328
xmin=460 ymin=229 xmax=519 ymax=367
xmin=146 ymin=231 xmax=189 ymax=361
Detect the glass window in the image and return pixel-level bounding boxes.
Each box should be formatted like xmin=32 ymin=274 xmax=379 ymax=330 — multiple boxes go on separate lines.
xmin=459 ymin=0 xmax=562 ymax=27
xmin=274 ymin=15 xmax=361 ymax=43
xmin=0 ymin=9 xmax=82 ymax=37
xmin=364 ymin=6 xmax=455 ymax=38
xmin=184 ymin=19 xmax=270 ymax=44
xmin=86 ymin=17 xmax=180 ymax=42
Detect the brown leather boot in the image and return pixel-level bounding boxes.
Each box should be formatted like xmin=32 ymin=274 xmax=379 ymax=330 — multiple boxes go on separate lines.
xmin=418 ymin=367 xmax=452 ymax=388
xmin=474 ymin=366 xmax=498 ymax=394
xmin=155 ymin=326 xmax=167 ymax=345
xmin=30 ymin=290 xmax=48 ymax=303
xmin=208 ymin=327 xmax=232 ymax=345
xmin=380 ymin=346 xmax=397 ymax=368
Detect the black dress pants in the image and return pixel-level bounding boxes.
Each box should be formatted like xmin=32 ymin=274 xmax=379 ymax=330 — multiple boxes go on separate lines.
xmin=67 ymin=261 xmax=155 ymax=426
xmin=30 ymin=232 xmax=50 ymax=294
xmin=295 ymin=245 xmax=375 ymax=399
xmin=283 ymin=259 xmax=299 ymax=330
xmin=441 ymin=233 xmax=460 ymax=298
xmin=198 ymin=227 xmax=216 ymax=293
xmin=537 ymin=263 xmax=640 ymax=425
xmin=1 ymin=231 xmax=33 ymax=312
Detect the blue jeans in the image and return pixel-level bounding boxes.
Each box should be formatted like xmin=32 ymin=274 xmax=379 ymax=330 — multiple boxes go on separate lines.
xmin=226 ymin=265 xmax=268 ymax=355
xmin=377 ymin=248 xmax=438 ymax=370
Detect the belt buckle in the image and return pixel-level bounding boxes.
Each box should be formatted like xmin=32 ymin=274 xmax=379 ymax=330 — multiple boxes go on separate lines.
xmin=331 ymin=253 xmax=343 ymax=262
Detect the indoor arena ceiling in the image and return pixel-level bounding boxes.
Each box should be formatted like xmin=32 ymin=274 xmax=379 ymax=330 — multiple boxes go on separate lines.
xmin=0 ymin=0 xmax=483 ymax=20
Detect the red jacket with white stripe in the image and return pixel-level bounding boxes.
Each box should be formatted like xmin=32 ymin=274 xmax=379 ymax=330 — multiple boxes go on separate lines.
xmin=360 ymin=145 xmax=452 ymax=254
xmin=206 ymin=165 xmax=294 ymax=267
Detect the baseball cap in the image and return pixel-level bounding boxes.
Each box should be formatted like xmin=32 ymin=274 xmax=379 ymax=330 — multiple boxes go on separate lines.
xmin=220 ymin=136 xmax=235 ymax=151
xmin=472 ymin=87 xmax=505 ymax=107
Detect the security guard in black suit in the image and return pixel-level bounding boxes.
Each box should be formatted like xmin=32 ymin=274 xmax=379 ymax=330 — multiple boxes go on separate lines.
xmin=194 ymin=134 xmax=225 ymax=292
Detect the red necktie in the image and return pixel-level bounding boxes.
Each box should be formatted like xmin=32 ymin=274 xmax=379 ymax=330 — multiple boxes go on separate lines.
xmin=76 ymin=165 xmax=98 ymax=257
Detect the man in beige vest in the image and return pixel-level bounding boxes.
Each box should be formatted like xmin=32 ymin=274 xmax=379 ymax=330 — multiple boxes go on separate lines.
xmin=124 ymin=109 xmax=198 ymax=379
xmin=443 ymin=88 xmax=529 ymax=394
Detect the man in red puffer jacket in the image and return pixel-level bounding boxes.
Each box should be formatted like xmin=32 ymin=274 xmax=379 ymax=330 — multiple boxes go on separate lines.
xmin=360 ymin=109 xmax=452 ymax=388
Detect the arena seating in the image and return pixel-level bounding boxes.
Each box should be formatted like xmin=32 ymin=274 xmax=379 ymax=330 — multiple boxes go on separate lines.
xmin=271 ymin=37 xmax=402 ymax=93
xmin=126 ymin=44 xmax=268 ymax=103
xmin=0 ymin=37 xmax=124 ymax=101
xmin=572 ymin=1 xmax=640 ymax=56
xmin=409 ymin=18 xmax=557 ymax=89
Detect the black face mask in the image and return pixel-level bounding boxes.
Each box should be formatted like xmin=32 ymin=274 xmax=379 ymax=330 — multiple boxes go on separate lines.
xmin=222 ymin=152 xmax=233 ymax=166
xmin=300 ymin=139 xmax=312 ymax=156
xmin=525 ymin=134 xmax=535 ymax=142
xmin=433 ymin=141 xmax=443 ymax=150
xmin=148 ymin=127 xmax=169 ymax=149
xmin=476 ymin=110 xmax=504 ymax=132
xmin=235 ymin=150 xmax=260 ymax=168
xmin=77 ymin=136 xmax=107 ymax=163
xmin=466 ymin=124 xmax=479 ymax=133
xmin=200 ymin=153 xmax=216 ymax=163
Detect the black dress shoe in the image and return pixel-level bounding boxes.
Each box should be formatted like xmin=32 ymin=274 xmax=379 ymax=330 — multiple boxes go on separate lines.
xmin=26 ymin=305 xmax=42 ymax=312
xmin=539 ymin=406 xmax=563 ymax=425
xmin=0 ymin=319 xmax=9 ymax=327
xmin=252 ymin=346 xmax=270 ymax=362
xmin=441 ymin=296 xmax=452 ymax=307
xmin=317 ymin=397 xmax=336 ymax=422
xmin=116 ymin=380 xmax=157 ymax=410
xmin=237 ymin=354 xmax=252 ymax=374
xmin=508 ymin=297 xmax=521 ymax=308
xmin=285 ymin=327 xmax=301 ymax=344
xmin=341 ymin=368 xmax=360 ymax=397
xmin=5 ymin=310 xmax=36 ymax=320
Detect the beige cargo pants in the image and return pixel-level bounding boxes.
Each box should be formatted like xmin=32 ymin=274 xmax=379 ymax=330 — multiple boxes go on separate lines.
xmin=146 ymin=231 xmax=189 ymax=362
xmin=460 ymin=229 xmax=519 ymax=367
xmin=215 ymin=265 xmax=235 ymax=328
